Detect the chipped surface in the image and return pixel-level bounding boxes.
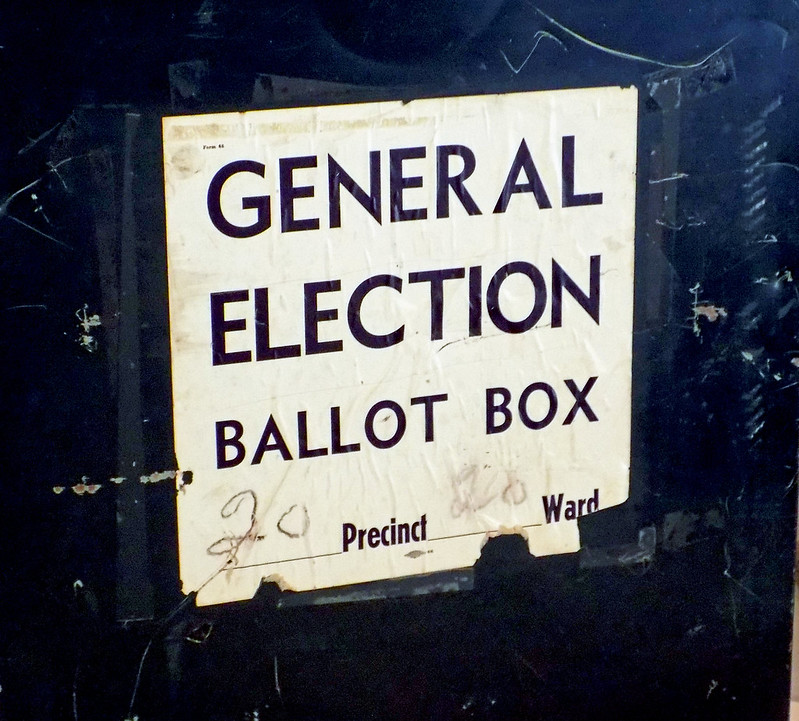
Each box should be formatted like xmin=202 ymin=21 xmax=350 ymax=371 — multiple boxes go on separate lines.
xmin=75 ymin=304 xmax=101 ymax=352
xmin=694 ymin=304 xmax=728 ymax=322
xmin=690 ymin=283 xmax=729 ymax=337
xmin=139 ymin=470 xmax=177 ymax=484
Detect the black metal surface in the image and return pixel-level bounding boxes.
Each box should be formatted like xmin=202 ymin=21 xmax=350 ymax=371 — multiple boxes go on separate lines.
xmin=2 ymin=2 xmax=799 ymax=719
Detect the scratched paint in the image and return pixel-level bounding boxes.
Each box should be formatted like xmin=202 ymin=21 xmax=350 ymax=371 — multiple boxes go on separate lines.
xmin=2 ymin=2 xmax=797 ymax=720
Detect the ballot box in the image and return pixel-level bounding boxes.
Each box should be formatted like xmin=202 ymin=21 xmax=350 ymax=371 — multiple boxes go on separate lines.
xmin=2 ymin=2 xmax=798 ymax=719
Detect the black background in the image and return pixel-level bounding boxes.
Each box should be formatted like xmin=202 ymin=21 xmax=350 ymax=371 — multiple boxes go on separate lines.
xmin=2 ymin=1 xmax=799 ymax=719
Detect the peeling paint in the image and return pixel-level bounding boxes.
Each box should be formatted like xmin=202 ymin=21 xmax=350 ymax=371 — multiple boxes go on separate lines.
xmin=53 ymin=471 xmax=184 ymax=496
xmin=690 ymin=283 xmax=728 ymax=337
xmin=139 ymin=470 xmax=177 ymax=484
xmin=71 ymin=479 xmax=102 ymax=495
xmin=75 ymin=304 xmax=101 ymax=352
xmin=694 ymin=304 xmax=728 ymax=322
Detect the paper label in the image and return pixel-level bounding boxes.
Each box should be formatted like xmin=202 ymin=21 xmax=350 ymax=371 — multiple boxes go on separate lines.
xmin=162 ymin=86 xmax=638 ymax=606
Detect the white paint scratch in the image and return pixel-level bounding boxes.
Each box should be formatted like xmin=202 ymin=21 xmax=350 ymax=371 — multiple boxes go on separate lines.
xmin=531 ymin=4 xmax=738 ymax=69
xmin=499 ymin=30 xmax=566 ymax=74
xmin=649 ymin=173 xmax=688 ymax=184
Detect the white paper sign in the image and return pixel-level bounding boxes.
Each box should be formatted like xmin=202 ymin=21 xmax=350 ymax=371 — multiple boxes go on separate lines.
xmin=162 ymin=86 xmax=638 ymax=606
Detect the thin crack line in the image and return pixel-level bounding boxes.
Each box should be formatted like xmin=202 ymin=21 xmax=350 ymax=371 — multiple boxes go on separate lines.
xmin=6 ymin=214 xmax=73 ymax=249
